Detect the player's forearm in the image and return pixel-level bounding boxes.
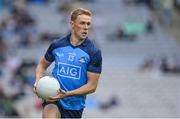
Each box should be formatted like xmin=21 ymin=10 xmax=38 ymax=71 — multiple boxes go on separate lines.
xmin=35 ymin=64 xmax=46 ymax=80
xmin=35 ymin=59 xmax=49 ymax=80
xmin=65 ymin=73 xmax=100 ymax=97
xmin=67 ymin=83 xmax=97 ymax=96
xmin=36 ymin=65 xmax=45 ymax=80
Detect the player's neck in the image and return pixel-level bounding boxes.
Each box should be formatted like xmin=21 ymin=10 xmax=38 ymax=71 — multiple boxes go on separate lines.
xmin=70 ymin=33 xmax=85 ymax=46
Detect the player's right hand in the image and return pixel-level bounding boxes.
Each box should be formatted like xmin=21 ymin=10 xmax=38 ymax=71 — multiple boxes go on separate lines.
xmin=33 ymin=81 xmax=41 ymax=98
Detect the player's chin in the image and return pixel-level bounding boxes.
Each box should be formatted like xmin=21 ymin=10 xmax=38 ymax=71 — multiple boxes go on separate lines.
xmin=80 ymin=34 xmax=87 ymax=39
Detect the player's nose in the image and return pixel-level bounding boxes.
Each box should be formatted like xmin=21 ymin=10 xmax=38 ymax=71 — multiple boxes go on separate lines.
xmin=84 ymin=24 xmax=89 ymax=30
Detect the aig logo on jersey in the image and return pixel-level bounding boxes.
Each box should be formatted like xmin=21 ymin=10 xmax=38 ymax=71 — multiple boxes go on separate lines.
xmin=57 ymin=62 xmax=81 ymax=79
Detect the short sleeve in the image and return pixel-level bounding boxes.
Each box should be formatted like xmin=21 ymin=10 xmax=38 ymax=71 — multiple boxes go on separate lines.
xmin=87 ymin=50 xmax=102 ymax=73
xmin=44 ymin=41 xmax=55 ymax=62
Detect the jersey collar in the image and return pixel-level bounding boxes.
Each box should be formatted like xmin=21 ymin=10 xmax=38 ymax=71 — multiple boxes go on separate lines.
xmin=66 ymin=33 xmax=88 ymax=47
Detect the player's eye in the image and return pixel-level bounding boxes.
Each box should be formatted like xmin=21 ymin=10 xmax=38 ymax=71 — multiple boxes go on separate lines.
xmin=80 ymin=22 xmax=85 ymax=25
xmin=87 ymin=22 xmax=91 ymax=26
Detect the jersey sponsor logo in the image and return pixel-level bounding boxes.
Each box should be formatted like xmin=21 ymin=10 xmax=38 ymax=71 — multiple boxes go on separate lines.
xmin=57 ymin=62 xmax=81 ymax=79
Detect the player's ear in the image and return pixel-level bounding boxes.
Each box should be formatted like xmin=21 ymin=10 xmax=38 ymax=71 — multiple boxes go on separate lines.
xmin=70 ymin=21 xmax=74 ymax=29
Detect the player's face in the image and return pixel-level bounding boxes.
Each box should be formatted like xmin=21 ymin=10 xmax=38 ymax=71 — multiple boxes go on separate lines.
xmin=71 ymin=14 xmax=91 ymax=40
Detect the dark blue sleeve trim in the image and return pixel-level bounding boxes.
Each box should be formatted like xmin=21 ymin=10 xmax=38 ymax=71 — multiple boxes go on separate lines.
xmin=87 ymin=50 xmax=102 ymax=73
xmin=44 ymin=53 xmax=54 ymax=62
xmin=44 ymin=41 xmax=56 ymax=62
xmin=87 ymin=66 xmax=102 ymax=73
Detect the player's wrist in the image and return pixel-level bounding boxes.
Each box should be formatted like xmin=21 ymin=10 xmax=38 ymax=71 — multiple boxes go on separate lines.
xmin=34 ymin=76 xmax=42 ymax=87
xmin=66 ymin=90 xmax=75 ymax=97
xmin=33 ymin=80 xmax=38 ymax=88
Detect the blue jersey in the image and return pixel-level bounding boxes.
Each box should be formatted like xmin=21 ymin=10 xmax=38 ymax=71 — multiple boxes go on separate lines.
xmin=44 ymin=34 xmax=102 ymax=110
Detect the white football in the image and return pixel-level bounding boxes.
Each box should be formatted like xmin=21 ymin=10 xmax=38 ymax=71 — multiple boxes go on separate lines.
xmin=36 ymin=76 xmax=60 ymax=100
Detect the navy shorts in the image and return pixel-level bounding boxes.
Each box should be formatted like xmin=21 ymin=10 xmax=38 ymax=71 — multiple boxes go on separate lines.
xmin=42 ymin=101 xmax=84 ymax=118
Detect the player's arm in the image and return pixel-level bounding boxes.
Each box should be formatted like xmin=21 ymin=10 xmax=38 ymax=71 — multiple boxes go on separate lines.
xmin=35 ymin=58 xmax=52 ymax=81
xmin=35 ymin=40 xmax=55 ymax=81
xmin=72 ymin=49 xmax=102 ymax=95
xmin=34 ymin=58 xmax=51 ymax=93
xmin=34 ymin=41 xmax=55 ymax=97
xmin=48 ymin=72 xmax=100 ymax=102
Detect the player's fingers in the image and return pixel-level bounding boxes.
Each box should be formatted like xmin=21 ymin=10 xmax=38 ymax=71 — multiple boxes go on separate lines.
xmin=59 ymin=89 xmax=66 ymax=94
xmin=48 ymin=96 xmax=55 ymax=100
xmin=33 ymin=87 xmax=36 ymax=93
xmin=47 ymin=99 xmax=57 ymax=102
xmin=33 ymin=87 xmax=41 ymax=98
xmin=48 ymin=95 xmax=59 ymax=100
xmin=36 ymin=93 xmax=41 ymax=98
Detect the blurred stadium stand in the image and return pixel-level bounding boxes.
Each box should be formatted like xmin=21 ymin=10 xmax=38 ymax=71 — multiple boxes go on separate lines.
xmin=0 ymin=0 xmax=180 ymax=118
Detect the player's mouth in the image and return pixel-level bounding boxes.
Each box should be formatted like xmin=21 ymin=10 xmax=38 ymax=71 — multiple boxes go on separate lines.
xmin=82 ymin=32 xmax=87 ymax=36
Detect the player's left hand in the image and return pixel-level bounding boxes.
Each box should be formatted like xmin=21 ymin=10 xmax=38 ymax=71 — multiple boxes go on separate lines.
xmin=47 ymin=89 xmax=67 ymax=102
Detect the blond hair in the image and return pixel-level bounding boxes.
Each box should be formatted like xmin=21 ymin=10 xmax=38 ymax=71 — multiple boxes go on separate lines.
xmin=70 ymin=8 xmax=92 ymax=21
